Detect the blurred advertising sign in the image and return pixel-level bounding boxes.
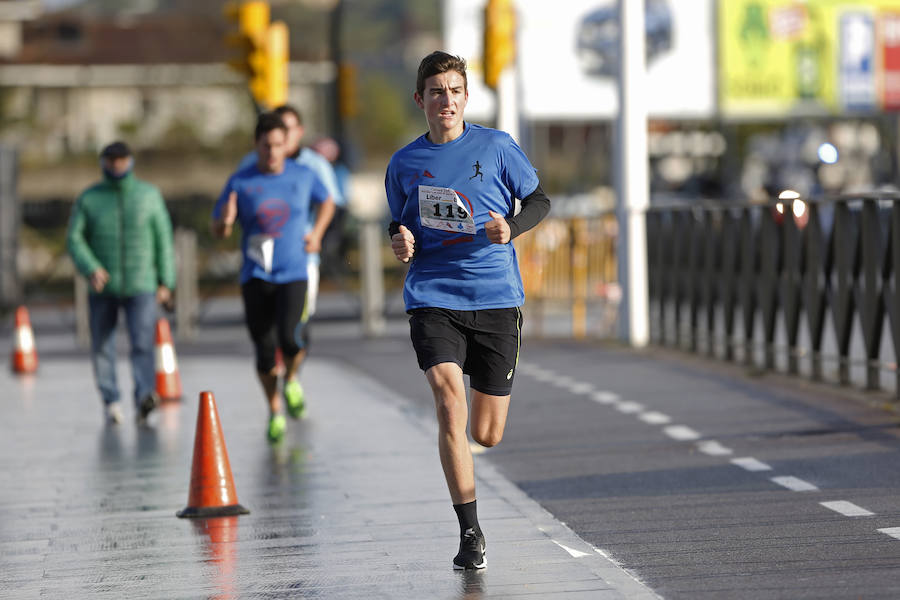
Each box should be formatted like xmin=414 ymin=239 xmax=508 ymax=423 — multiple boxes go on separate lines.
xmin=720 ymin=0 xmax=900 ymax=116
xmin=444 ymin=0 xmax=715 ymax=120
xmin=840 ymin=11 xmax=876 ymax=110
xmin=882 ymin=12 xmax=900 ymax=109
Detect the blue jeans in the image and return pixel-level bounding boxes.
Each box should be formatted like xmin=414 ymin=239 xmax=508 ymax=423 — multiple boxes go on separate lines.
xmin=89 ymin=293 xmax=157 ymax=407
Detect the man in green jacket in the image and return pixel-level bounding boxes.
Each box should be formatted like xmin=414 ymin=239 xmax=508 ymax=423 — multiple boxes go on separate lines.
xmin=67 ymin=141 xmax=176 ymax=425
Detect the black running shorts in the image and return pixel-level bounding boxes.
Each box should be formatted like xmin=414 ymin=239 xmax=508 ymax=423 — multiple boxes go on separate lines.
xmin=408 ymin=307 xmax=523 ymax=396
xmin=241 ymin=278 xmax=309 ymax=373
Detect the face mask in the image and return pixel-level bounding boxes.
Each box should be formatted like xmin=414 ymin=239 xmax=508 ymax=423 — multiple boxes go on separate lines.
xmin=101 ymin=156 xmax=134 ymax=181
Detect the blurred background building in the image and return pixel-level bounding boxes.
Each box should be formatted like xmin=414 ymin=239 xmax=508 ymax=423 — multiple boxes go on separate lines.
xmin=2 ymin=0 xmax=900 ymax=308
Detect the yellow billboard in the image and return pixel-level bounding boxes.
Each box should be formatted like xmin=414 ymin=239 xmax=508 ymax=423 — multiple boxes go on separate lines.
xmin=720 ymin=0 xmax=900 ymax=116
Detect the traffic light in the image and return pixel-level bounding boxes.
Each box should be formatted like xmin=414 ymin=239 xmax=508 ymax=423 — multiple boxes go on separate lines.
xmin=255 ymin=21 xmax=288 ymax=109
xmin=224 ymin=1 xmax=289 ymax=110
xmin=483 ymin=0 xmax=516 ymax=90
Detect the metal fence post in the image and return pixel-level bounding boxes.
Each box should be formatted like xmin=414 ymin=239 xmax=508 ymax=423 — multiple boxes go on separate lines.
xmin=360 ymin=219 xmax=385 ymax=337
xmin=0 ymin=144 xmax=20 ymax=308
xmin=174 ymin=228 xmax=198 ymax=340
xmin=74 ymin=271 xmax=89 ymax=348
xmin=572 ymin=218 xmax=588 ymax=339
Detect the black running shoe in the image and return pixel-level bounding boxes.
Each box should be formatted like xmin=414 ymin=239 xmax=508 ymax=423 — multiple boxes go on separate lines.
xmin=137 ymin=392 xmax=160 ymax=425
xmin=453 ymin=528 xmax=486 ymax=570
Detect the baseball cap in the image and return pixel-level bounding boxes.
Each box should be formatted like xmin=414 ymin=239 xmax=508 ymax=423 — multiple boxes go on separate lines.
xmin=100 ymin=141 xmax=131 ymax=159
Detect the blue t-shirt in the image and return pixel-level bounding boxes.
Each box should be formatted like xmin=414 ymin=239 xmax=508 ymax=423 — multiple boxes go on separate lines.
xmin=213 ymin=161 xmax=329 ymax=284
xmin=384 ymin=123 xmax=539 ymax=310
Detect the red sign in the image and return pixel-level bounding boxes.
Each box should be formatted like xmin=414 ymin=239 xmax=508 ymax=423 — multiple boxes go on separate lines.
xmin=881 ymin=12 xmax=900 ymax=110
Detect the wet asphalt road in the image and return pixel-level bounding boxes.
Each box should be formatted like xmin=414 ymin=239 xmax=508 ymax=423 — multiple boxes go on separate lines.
xmin=0 ymin=300 xmax=654 ymax=600
xmin=313 ymin=323 xmax=900 ymax=599
xmin=6 ymin=295 xmax=900 ymax=598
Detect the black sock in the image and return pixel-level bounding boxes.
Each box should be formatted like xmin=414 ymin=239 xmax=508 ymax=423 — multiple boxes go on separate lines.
xmin=453 ymin=500 xmax=481 ymax=536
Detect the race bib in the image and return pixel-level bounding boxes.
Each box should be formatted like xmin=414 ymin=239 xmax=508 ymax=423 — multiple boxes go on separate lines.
xmin=247 ymin=234 xmax=275 ymax=273
xmin=418 ymin=185 xmax=475 ymax=234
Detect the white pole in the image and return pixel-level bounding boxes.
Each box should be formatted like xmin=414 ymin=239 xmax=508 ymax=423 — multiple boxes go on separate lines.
xmin=616 ymin=0 xmax=649 ymax=347
xmin=496 ymin=65 xmax=519 ymax=143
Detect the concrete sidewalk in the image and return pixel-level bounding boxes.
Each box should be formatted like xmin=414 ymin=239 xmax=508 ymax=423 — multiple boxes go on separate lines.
xmin=0 ymin=343 xmax=659 ymax=598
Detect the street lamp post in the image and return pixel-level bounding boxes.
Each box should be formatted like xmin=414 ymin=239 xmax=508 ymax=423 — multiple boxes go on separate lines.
xmin=616 ymin=0 xmax=650 ymax=347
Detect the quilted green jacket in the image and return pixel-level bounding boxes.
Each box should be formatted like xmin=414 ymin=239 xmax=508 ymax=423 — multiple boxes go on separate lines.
xmin=67 ymin=172 xmax=176 ymax=297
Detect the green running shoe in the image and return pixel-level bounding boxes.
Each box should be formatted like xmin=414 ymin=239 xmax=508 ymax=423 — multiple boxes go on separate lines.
xmin=284 ymin=379 xmax=306 ymax=419
xmin=267 ymin=413 xmax=286 ymax=443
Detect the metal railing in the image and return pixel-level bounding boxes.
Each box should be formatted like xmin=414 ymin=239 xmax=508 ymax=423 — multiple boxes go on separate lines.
xmin=647 ymin=194 xmax=900 ymax=398
xmin=515 ymin=215 xmax=619 ymax=338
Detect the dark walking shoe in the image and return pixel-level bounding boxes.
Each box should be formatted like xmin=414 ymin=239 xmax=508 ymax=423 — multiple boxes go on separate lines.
xmin=136 ymin=392 xmax=160 ymax=425
xmin=453 ymin=528 xmax=486 ymax=570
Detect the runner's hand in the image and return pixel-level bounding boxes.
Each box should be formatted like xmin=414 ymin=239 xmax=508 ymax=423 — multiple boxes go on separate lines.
xmin=157 ymin=285 xmax=174 ymax=312
xmin=304 ymin=232 xmax=323 ymax=254
xmin=486 ymin=210 xmax=511 ymax=244
xmin=391 ymin=225 xmax=415 ymax=263
xmin=90 ymin=267 xmax=109 ymax=292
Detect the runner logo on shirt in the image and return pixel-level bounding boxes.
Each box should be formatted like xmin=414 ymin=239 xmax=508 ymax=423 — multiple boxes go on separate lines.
xmin=469 ymin=161 xmax=483 ymax=181
xmin=256 ymin=198 xmax=290 ymax=234
xmin=418 ymin=185 xmax=475 ymax=234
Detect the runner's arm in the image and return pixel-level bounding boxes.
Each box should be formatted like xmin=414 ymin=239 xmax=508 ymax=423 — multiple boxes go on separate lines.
xmin=506 ymin=183 xmax=551 ymax=240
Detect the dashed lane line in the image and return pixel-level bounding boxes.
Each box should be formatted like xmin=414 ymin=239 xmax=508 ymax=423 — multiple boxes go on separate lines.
xmin=664 ymin=425 xmax=702 ymax=441
xmin=731 ymin=457 xmax=773 ymax=472
xmin=771 ymin=476 xmax=819 ymax=492
xmin=520 ymin=364 xmax=900 ymax=543
xmin=591 ymin=391 xmax=621 ymax=405
xmin=615 ymin=401 xmax=645 ymax=414
xmin=639 ymin=411 xmax=672 ymax=425
xmin=697 ymin=440 xmax=733 ymax=456
xmin=820 ymin=501 xmax=875 ymax=517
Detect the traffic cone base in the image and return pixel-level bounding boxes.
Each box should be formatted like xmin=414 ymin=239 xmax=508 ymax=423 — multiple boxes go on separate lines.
xmin=155 ymin=318 xmax=182 ymax=401
xmin=177 ymin=391 xmax=249 ymax=519
xmin=176 ymin=504 xmax=249 ymax=519
xmin=11 ymin=305 xmax=38 ymax=374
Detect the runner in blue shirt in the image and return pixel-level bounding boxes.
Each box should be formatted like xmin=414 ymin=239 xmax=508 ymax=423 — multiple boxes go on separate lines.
xmin=385 ymin=51 xmax=551 ymax=570
xmin=213 ymin=112 xmax=335 ymax=442
xmin=238 ymin=105 xmax=344 ymax=317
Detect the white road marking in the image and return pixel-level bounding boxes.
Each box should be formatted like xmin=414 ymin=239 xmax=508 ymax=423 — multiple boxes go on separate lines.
xmin=731 ymin=457 xmax=773 ymax=472
xmin=697 ymin=440 xmax=733 ymax=456
xmin=530 ymin=370 xmax=557 ymax=383
xmin=878 ymin=527 xmax=900 ymax=540
xmin=568 ymin=382 xmax=595 ymax=395
xmin=664 ymin=425 xmax=702 ymax=441
xmin=820 ymin=501 xmax=874 ymax=517
xmin=639 ymin=411 xmax=672 ymax=425
xmin=771 ymin=476 xmax=819 ymax=492
xmin=552 ymin=540 xmax=591 ymax=558
xmin=616 ymin=401 xmax=645 ymax=414
xmin=591 ymin=391 xmax=620 ymax=404
xmin=550 ymin=375 xmax=575 ymax=388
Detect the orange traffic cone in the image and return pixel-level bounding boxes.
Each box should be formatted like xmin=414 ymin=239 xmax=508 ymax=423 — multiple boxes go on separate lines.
xmin=155 ymin=318 xmax=182 ymax=401
xmin=176 ymin=391 xmax=249 ymax=518
xmin=11 ymin=306 xmax=38 ymax=374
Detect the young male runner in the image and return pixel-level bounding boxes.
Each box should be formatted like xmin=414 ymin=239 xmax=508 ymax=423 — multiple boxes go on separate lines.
xmin=213 ymin=112 xmax=334 ymax=442
xmin=236 ymin=105 xmax=345 ymax=414
xmin=384 ymin=51 xmax=550 ymax=570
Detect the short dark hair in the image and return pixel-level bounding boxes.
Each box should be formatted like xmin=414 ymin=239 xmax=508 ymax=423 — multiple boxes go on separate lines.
xmin=254 ymin=112 xmax=287 ymax=141
xmin=100 ymin=141 xmax=131 ymax=159
xmin=274 ymin=104 xmax=302 ymax=126
xmin=416 ymin=51 xmax=467 ymax=97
